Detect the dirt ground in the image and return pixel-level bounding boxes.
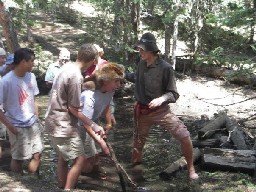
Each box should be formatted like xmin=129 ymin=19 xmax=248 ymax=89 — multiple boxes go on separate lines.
xmin=0 ymin=75 xmax=256 ymax=192
xmin=174 ymin=75 xmax=256 ymax=119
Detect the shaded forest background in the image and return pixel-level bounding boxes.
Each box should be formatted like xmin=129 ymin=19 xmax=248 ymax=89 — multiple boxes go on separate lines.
xmin=0 ymin=1 xmax=256 ymax=191
xmin=1 ymin=0 xmax=256 ymax=93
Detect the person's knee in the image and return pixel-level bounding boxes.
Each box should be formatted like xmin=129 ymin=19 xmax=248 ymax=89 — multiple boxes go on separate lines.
xmin=74 ymin=155 xmax=86 ymax=167
xmin=180 ymin=136 xmax=192 ymax=144
xmin=32 ymin=152 xmax=41 ymax=161
xmin=11 ymin=159 xmax=23 ymax=173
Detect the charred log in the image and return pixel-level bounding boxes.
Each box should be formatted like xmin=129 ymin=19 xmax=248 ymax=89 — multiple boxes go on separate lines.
xmin=201 ymin=148 xmax=256 ymax=176
xmin=159 ymin=148 xmax=201 ymax=180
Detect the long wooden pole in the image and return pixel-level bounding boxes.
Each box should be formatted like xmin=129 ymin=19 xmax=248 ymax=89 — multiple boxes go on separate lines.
xmin=104 ymin=138 xmax=137 ymax=191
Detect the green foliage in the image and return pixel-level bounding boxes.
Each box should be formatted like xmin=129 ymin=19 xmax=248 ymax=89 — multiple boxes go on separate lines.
xmin=223 ymin=8 xmax=253 ymax=27
xmin=33 ymin=44 xmax=52 ymax=78
xmin=194 ymin=47 xmax=224 ymax=66
xmin=5 ymin=0 xmax=256 ymax=87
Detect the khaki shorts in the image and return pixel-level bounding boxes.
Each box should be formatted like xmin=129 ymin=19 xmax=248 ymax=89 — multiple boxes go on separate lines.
xmin=78 ymin=126 xmax=99 ymax=158
xmin=7 ymin=121 xmax=45 ymax=160
xmin=133 ymin=104 xmax=190 ymax=152
xmin=49 ymin=135 xmax=85 ymax=161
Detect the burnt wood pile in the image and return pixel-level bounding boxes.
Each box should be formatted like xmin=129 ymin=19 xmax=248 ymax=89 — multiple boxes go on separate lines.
xmin=159 ymin=111 xmax=256 ymax=180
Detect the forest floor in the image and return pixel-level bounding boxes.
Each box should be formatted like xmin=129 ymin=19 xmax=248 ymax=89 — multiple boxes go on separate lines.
xmin=1 ymin=75 xmax=256 ymax=192
xmin=0 ymin=1 xmax=256 ymax=192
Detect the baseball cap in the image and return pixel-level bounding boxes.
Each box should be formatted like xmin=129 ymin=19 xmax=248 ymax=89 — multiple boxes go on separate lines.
xmin=93 ymin=44 xmax=104 ymax=53
xmin=59 ymin=48 xmax=70 ymax=60
xmin=0 ymin=48 xmax=6 ymax=56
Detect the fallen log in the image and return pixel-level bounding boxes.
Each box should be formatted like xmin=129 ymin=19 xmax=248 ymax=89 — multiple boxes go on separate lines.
xmin=159 ymin=148 xmax=201 ymax=180
xmin=225 ymin=117 xmax=248 ymax=150
xmin=201 ymin=148 xmax=256 ymax=175
xmin=198 ymin=112 xmax=248 ymax=150
xmin=192 ymin=138 xmax=221 ymax=148
xmin=198 ymin=113 xmax=227 ymax=140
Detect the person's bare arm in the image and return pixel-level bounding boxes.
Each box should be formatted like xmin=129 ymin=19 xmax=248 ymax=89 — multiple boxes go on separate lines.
xmin=68 ymin=105 xmax=110 ymax=155
xmin=103 ymin=105 xmax=113 ymax=134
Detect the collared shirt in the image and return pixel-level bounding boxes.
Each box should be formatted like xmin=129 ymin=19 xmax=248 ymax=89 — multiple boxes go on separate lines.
xmin=132 ymin=57 xmax=179 ymax=105
xmin=45 ymin=63 xmax=83 ymax=137
xmin=45 ymin=62 xmax=61 ymax=82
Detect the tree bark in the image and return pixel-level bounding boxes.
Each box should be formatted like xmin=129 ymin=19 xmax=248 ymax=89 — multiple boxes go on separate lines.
xmin=164 ymin=24 xmax=171 ymax=61
xmin=192 ymin=138 xmax=221 ymax=148
xmin=225 ymin=117 xmax=248 ymax=150
xmin=201 ymin=148 xmax=256 ymax=175
xmin=0 ymin=2 xmax=20 ymax=52
xmin=198 ymin=113 xmax=227 ymax=140
xmin=171 ymin=16 xmax=178 ymax=70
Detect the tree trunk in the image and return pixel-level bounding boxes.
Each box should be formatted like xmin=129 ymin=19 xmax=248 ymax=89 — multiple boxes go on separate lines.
xmin=0 ymin=2 xmax=20 ymax=52
xmin=171 ymin=18 xmax=178 ymax=70
xmin=191 ymin=0 xmax=204 ymax=55
xmin=171 ymin=0 xmax=182 ymax=70
xmin=127 ymin=2 xmax=140 ymax=63
xmin=112 ymin=0 xmax=124 ymax=38
xmin=164 ymin=24 xmax=171 ymax=61
xmin=130 ymin=2 xmax=139 ymax=41
xmin=26 ymin=3 xmax=33 ymax=42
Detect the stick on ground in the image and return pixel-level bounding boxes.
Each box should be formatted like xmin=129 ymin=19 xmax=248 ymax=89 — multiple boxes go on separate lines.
xmin=104 ymin=138 xmax=137 ymax=191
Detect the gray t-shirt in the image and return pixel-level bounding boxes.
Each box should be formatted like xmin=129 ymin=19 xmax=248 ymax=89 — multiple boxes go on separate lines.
xmin=45 ymin=63 xmax=83 ymax=137
xmin=80 ymin=89 xmax=113 ymax=122
xmin=0 ymin=71 xmax=39 ymax=127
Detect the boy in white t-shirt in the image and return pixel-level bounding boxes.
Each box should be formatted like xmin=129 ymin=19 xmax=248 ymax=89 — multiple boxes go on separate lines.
xmin=80 ymin=62 xmax=125 ymax=175
xmin=0 ymin=48 xmax=44 ymax=175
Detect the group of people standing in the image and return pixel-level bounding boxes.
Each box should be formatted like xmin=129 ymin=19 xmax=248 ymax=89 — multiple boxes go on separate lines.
xmin=0 ymin=32 xmax=198 ymax=191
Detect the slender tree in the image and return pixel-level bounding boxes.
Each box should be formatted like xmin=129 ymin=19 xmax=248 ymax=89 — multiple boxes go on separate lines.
xmin=0 ymin=1 xmax=19 ymax=52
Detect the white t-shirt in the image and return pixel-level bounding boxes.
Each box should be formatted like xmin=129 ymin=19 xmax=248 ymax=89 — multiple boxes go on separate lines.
xmin=81 ymin=89 xmax=114 ymax=122
xmin=0 ymin=71 xmax=39 ymax=127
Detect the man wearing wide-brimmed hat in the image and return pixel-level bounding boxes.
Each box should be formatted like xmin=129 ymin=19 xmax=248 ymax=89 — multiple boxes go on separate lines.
xmin=126 ymin=32 xmax=199 ymax=180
